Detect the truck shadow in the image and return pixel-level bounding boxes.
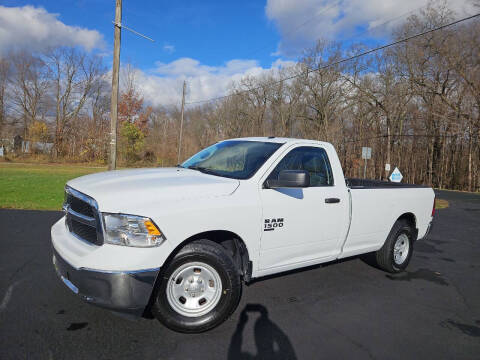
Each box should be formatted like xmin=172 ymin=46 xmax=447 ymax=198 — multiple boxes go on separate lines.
xmin=228 ymin=304 xmax=297 ymax=360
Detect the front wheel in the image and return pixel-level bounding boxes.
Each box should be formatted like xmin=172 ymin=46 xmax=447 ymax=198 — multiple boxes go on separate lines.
xmin=151 ymin=240 xmax=242 ymax=333
xmin=375 ymin=219 xmax=414 ymax=273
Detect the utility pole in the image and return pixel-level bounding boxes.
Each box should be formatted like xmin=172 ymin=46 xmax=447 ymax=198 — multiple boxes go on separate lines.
xmin=177 ymin=80 xmax=186 ymax=164
xmin=385 ymin=125 xmax=391 ymax=180
xmin=108 ymin=0 xmax=154 ymax=170
xmin=109 ymin=0 xmax=122 ymax=170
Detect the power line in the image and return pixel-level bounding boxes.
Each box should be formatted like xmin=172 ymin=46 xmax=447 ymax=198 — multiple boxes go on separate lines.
xmin=286 ymin=2 xmax=431 ymax=67
xmin=285 ymin=2 xmax=432 ymax=79
xmin=339 ymin=2 xmax=431 ymax=45
xmin=185 ymin=12 xmax=480 ymax=106
xmin=165 ymin=2 xmax=428 ymax=109
xmin=247 ymin=1 xmax=426 ymax=61
xmin=112 ymin=21 xmax=155 ymax=42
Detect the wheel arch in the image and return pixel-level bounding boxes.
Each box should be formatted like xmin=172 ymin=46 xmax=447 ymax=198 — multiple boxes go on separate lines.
xmin=143 ymin=230 xmax=250 ymax=319
xmin=396 ymin=212 xmax=418 ymax=240
xmin=164 ymin=230 xmax=252 ymax=283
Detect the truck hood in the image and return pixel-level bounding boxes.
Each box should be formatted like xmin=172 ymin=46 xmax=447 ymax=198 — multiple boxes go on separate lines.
xmin=66 ymin=167 xmax=240 ymax=212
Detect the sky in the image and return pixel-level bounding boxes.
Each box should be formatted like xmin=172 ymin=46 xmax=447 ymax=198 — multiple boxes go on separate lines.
xmin=0 ymin=0 xmax=475 ymax=106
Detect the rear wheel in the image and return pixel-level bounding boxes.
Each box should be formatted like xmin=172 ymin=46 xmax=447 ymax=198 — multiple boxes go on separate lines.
xmin=151 ymin=240 xmax=241 ymax=333
xmin=375 ymin=219 xmax=414 ymax=273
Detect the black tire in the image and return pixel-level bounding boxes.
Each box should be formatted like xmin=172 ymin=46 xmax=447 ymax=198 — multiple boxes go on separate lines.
xmin=375 ymin=219 xmax=414 ymax=273
xmin=151 ymin=239 xmax=242 ymax=333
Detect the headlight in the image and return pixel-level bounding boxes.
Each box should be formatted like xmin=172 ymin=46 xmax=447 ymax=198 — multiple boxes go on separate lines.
xmin=103 ymin=213 xmax=166 ymax=247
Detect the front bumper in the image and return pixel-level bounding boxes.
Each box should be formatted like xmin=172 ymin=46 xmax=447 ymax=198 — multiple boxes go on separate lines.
xmin=52 ymin=248 xmax=160 ymax=316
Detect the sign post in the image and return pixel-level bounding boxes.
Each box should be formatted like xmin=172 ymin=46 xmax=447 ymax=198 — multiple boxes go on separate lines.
xmin=362 ymin=147 xmax=372 ymax=178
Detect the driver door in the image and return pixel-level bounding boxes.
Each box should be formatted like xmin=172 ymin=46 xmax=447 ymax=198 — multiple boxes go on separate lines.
xmin=259 ymin=145 xmax=348 ymax=271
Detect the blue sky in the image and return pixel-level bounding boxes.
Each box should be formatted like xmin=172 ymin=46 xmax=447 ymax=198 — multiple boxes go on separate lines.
xmin=0 ymin=0 xmax=472 ymax=106
xmin=1 ymin=0 xmax=281 ymax=69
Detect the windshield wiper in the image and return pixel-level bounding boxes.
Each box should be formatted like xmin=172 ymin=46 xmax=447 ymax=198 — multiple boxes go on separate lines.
xmin=187 ymin=165 xmax=218 ymax=175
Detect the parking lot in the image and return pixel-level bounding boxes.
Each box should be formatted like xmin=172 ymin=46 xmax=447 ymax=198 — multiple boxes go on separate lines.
xmin=0 ymin=189 xmax=479 ymax=359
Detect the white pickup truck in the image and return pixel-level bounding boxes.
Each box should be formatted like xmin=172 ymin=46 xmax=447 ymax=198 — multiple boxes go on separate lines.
xmin=52 ymin=137 xmax=434 ymax=332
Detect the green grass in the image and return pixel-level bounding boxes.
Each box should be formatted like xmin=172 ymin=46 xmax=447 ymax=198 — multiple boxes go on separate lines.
xmin=0 ymin=162 xmax=457 ymax=212
xmin=0 ymin=163 xmax=105 ymax=210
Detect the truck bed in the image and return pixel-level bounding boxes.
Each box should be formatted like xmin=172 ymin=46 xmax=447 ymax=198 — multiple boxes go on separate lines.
xmin=346 ymin=178 xmax=429 ymax=189
xmin=340 ymin=178 xmax=434 ymax=259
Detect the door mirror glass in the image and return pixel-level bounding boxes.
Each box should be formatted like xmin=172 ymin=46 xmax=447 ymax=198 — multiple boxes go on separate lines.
xmin=265 ymin=170 xmax=310 ymax=188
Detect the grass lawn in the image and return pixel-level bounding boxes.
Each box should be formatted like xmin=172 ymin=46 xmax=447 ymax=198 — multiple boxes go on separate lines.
xmin=0 ymin=162 xmax=454 ymax=211
xmin=0 ymin=163 xmax=106 ymax=210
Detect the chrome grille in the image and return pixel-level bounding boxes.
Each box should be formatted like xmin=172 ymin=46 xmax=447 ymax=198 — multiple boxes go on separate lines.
xmin=70 ymin=218 xmax=98 ymax=243
xmin=64 ymin=187 xmax=103 ymax=246
xmin=66 ymin=193 xmax=95 ymax=217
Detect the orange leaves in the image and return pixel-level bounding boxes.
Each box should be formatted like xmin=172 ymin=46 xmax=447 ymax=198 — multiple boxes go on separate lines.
xmin=118 ymin=88 xmax=144 ymax=124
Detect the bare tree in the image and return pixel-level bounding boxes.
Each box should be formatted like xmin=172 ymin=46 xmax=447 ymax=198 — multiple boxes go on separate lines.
xmin=9 ymin=52 xmax=50 ymax=139
xmin=47 ymin=47 xmax=105 ymax=156
xmin=1 ymin=0 xmax=477 ymax=191
xmin=0 ymin=57 xmax=10 ymax=136
xmin=298 ymin=40 xmax=345 ymax=143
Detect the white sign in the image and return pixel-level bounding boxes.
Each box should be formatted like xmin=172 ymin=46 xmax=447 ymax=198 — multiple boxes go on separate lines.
xmin=385 ymin=163 xmax=391 ymax=171
xmin=389 ymin=167 xmax=403 ymax=182
xmin=362 ymin=147 xmax=372 ymax=159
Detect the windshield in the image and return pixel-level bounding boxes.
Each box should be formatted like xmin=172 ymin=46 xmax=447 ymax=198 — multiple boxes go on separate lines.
xmin=181 ymin=140 xmax=283 ymax=179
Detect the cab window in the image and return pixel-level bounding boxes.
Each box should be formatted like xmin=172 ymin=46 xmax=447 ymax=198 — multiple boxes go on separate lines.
xmin=267 ymin=146 xmax=334 ymax=186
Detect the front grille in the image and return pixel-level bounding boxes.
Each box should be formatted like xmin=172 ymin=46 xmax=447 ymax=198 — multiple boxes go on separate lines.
xmin=64 ymin=187 xmax=103 ymax=246
xmin=70 ymin=219 xmax=98 ymax=243
xmin=67 ymin=193 xmax=95 ymax=217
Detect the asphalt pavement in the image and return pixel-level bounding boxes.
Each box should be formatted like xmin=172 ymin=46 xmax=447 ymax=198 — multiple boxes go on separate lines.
xmin=1 ymin=190 xmax=479 ymax=359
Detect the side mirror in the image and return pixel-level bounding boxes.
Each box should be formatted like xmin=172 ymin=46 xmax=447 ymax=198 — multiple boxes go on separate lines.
xmin=265 ymin=170 xmax=310 ymax=189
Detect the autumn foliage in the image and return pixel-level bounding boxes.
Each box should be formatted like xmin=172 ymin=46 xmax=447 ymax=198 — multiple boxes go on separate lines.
xmin=0 ymin=2 xmax=478 ymax=191
xmin=117 ymin=87 xmax=152 ymax=163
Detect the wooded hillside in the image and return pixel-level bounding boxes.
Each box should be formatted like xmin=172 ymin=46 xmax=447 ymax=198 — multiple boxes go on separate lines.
xmin=0 ymin=2 xmax=478 ymax=191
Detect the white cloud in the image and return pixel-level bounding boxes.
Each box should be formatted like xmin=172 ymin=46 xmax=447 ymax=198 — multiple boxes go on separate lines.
xmin=265 ymin=0 xmax=475 ymax=56
xmin=163 ymin=44 xmax=175 ymax=54
xmin=0 ymin=5 xmax=104 ymax=54
xmin=132 ymin=57 xmax=296 ymax=107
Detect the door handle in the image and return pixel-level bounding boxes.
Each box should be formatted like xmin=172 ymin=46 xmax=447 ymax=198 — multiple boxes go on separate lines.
xmin=325 ymin=198 xmax=340 ymax=204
